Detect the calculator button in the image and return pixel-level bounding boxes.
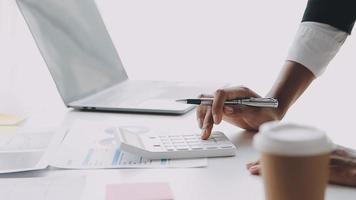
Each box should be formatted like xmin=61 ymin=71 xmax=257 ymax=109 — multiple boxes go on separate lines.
xmin=184 ymin=135 xmax=197 ymax=139
xmin=165 ymin=146 xmax=175 ymax=151
xmin=173 ymin=143 xmax=187 ymax=146
xmin=186 ymin=141 xmax=200 ymax=145
xmin=186 ymin=141 xmax=199 ymax=145
xmin=171 ymin=138 xmax=183 ymax=141
xmin=202 ymin=140 xmax=216 ymax=145
xmin=172 ymin=140 xmax=185 ymax=144
xmin=217 ymin=141 xmax=231 ymax=145
xmin=176 ymin=147 xmax=189 ymax=151
xmin=190 ymin=145 xmax=203 ymax=150
xmin=184 ymin=138 xmax=196 ymax=141
xmin=169 ymin=135 xmax=181 ymax=139
xmin=206 ymin=146 xmax=218 ymax=149
xmin=171 ymin=139 xmax=184 ymax=143
xmin=219 ymin=144 xmax=234 ymax=149
xmin=185 ymin=137 xmax=198 ymax=141
xmin=220 ymin=146 xmax=233 ymax=149
xmin=175 ymin=145 xmax=189 ymax=150
xmin=183 ymin=134 xmax=195 ymax=137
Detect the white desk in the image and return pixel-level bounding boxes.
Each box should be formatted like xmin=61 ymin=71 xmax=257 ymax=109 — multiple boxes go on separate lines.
xmin=1 ymin=0 xmax=356 ymax=198
xmin=1 ymin=107 xmax=356 ymax=200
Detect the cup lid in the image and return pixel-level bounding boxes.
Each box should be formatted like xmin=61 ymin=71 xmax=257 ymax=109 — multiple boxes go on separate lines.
xmin=253 ymin=121 xmax=335 ymax=156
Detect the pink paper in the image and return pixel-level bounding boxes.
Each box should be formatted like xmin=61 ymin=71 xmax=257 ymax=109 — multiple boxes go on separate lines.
xmin=106 ymin=182 xmax=174 ymax=200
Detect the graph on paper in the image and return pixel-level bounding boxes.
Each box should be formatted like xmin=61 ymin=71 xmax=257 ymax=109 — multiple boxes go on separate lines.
xmin=50 ymin=120 xmax=207 ymax=169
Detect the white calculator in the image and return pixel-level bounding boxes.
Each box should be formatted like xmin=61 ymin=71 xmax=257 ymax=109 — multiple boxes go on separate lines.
xmin=118 ymin=131 xmax=236 ymax=159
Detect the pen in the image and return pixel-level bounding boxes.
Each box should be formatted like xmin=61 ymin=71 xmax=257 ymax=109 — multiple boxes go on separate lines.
xmin=176 ymin=97 xmax=278 ymax=108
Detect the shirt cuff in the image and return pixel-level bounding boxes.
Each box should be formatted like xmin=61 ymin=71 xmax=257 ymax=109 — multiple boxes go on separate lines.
xmin=286 ymin=22 xmax=348 ymax=77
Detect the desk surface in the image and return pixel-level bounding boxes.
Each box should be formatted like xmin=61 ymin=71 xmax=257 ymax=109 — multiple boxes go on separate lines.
xmin=1 ymin=108 xmax=356 ymax=200
xmin=1 ymin=0 xmax=356 ymax=198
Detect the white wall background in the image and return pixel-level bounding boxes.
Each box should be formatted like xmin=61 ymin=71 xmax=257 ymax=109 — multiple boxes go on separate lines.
xmin=1 ymin=0 xmax=356 ymax=146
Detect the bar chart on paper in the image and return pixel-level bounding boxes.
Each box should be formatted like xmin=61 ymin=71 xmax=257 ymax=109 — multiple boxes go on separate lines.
xmin=63 ymin=147 xmax=172 ymax=168
xmin=50 ymin=120 xmax=207 ymax=169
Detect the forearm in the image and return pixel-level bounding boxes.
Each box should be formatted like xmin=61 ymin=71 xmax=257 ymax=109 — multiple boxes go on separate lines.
xmin=269 ymin=0 xmax=355 ymax=118
xmin=266 ymin=61 xmax=315 ymax=119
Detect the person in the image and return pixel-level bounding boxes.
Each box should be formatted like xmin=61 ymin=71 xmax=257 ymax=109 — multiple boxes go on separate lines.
xmin=196 ymin=0 xmax=356 ymax=187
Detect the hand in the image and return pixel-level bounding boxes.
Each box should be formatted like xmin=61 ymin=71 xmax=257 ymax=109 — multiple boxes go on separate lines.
xmin=196 ymin=86 xmax=282 ymax=139
xmin=246 ymin=145 xmax=356 ymax=187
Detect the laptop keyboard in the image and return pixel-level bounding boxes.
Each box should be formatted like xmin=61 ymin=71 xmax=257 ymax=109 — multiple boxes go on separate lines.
xmin=82 ymin=81 xmax=209 ymax=107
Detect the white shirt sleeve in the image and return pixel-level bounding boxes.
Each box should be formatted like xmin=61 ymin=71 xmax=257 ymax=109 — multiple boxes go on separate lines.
xmin=286 ymin=22 xmax=348 ymax=77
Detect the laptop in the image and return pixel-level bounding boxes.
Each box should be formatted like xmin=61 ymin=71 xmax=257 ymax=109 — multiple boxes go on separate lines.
xmin=16 ymin=0 xmax=222 ymax=114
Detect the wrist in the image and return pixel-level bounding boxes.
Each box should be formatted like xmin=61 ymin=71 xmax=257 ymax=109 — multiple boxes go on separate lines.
xmin=275 ymin=103 xmax=288 ymax=120
xmin=265 ymin=61 xmax=316 ymax=122
xmin=265 ymin=95 xmax=289 ymax=121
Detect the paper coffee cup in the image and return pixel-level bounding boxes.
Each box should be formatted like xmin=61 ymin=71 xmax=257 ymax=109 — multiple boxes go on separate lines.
xmin=253 ymin=122 xmax=334 ymax=200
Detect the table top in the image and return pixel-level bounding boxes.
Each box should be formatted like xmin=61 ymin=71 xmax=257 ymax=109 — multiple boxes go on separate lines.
xmin=1 ymin=0 xmax=356 ymax=198
xmin=1 ymin=107 xmax=356 ymax=200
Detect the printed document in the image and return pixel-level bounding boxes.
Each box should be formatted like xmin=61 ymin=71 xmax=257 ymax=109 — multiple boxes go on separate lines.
xmin=50 ymin=120 xmax=207 ymax=169
xmin=0 ymin=128 xmax=66 ymax=173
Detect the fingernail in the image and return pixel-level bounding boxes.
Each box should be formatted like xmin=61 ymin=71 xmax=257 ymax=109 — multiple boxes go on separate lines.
xmin=250 ymin=166 xmax=258 ymax=171
xmin=249 ymin=166 xmax=260 ymax=175
xmin=201 ymin=129 xmax=206 ymax=138
xmin=224 ymin=106 xmax=234 ymax=114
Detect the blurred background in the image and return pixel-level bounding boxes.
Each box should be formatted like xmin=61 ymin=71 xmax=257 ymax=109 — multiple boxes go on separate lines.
xmin=1 ymin=0 xmax=355 ymax=145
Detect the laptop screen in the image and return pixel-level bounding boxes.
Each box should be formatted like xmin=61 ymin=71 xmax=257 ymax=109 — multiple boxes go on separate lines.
xmin=17 ymin=0 xmax=128 ymax=104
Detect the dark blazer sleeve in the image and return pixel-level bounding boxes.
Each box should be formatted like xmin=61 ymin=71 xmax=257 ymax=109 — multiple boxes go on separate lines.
xmin=302 ymin=0 xmax=356 ymax=34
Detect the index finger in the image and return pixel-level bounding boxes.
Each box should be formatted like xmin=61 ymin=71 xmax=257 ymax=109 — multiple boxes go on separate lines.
xmin=212 ymin=89 xmax=228 ymax=124
xmin=196 ymin=94 xmax=213 ymax=128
